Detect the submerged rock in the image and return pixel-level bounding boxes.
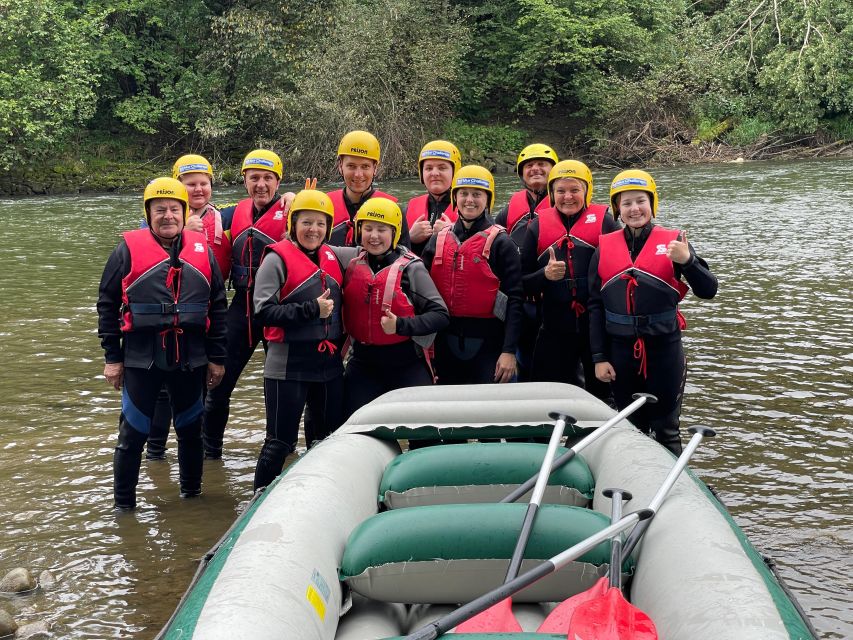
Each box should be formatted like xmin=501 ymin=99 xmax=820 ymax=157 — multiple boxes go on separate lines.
xmin=0 ymin=570 xmax=36 ymax=594
xmin=0 ymin=610 xmax=17 ymax=637
xmin=13 ymin=620 xmax=49 ymax=639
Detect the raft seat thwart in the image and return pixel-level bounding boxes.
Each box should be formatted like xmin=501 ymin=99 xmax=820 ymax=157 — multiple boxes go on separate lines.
xmin=340 ymin=503 xmax=629 ymax=604
xmin=379 ymin=442 xmax=594 ymax=509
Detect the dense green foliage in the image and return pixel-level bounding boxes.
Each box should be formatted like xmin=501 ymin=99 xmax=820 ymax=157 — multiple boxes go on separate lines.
xmin=1 ymin=0 xmax=850 ymax=175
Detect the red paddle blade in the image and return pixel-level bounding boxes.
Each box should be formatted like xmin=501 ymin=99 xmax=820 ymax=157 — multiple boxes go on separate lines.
xmin=566 ymin=587 xmax=657 ymax=640
xmin=453 ymin=597 xmax=523 ymax=633
xmin=537 ymin=576 xmax=609 ymax=632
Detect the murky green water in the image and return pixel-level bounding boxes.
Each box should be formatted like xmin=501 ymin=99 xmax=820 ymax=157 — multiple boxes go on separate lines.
xmin=0 ymin=159 xmax=850 ymax=638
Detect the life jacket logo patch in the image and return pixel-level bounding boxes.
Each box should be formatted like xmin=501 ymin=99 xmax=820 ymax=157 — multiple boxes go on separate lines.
xmin=655 ymin=243 xmax=667 ymax=255
xmin=585 ymin=214 xmax=597 ymax=223
xmin=194 ymin=242 xmax=205 ymax=252
xmin=325 ymin=250 xmax=335 ymax=260
xmin=273 ymin=211 xmax=284 ymax=220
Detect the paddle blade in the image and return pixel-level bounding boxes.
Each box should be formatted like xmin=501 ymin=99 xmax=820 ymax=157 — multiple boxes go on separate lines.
xmin=536 ymin=576 xmax=609 ymax=632
xmin=453 ymin=597 xmax=523 ymax=633
xmin=566 ymin=587 xmax=657 ymax=640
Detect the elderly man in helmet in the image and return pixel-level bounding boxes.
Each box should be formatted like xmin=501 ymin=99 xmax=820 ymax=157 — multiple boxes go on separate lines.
xmin=97 ymin=177 xmax=228 ymax=510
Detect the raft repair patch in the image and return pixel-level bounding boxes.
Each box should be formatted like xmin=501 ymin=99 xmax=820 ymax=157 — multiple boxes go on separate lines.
xmin=306 ymin=568 xmax=331 ymax=620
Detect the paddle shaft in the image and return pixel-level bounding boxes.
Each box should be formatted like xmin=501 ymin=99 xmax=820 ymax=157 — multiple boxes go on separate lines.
xmin=501 ymin=394 xmax=655 ymax=504
xmin=603 ymin=488 xmax=629 ymax=589
xmin=403 ymin=508 xmax=654 ymax=640
xmin=503 ymin=413 xmax=569 ymax=581
xmin=621 ymin=426 xmax=716 ymax=559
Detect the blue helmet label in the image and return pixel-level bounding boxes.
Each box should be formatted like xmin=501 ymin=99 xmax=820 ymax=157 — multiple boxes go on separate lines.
xmin=456 ymin=177 xmax=490 ymax=189
xmin=612 ymin=177 xmax=649 ymax=188
xmin=422 ymin=150 xmax=451 ymax=160
xmin=179 ymin=163 xmax=209 ymax=173
xmin=245 ymin=157 xmax=274 ymax=168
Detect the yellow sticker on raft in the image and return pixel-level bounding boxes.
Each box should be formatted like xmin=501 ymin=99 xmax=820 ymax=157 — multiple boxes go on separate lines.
xmin=306 ymin=585 xmax=326 ymax=620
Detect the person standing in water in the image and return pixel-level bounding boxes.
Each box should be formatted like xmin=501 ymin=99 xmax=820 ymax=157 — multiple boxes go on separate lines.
xmin=587 ymin=169 xmax=718 ymax=453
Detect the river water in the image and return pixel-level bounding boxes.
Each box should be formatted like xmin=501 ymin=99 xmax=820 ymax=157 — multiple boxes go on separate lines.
xmin=0 ymin=159 xmax=850 ymax=638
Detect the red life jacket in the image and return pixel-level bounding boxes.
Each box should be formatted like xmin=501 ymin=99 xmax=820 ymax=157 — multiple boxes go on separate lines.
xmin=598 ymin=226 xmax=689 ymax=338
xmin=535 ymin=204 xmax=610 ymax=314
xmin=430 ymin=225 xmax=503 ymax=318
xmin=120 ymin=229 xmax=212 ymax=333
xmin=262 ymin=240 xmax=344 ymax=344
xmin=328 ymin=189 xmax=397 ymax=246
xmin=342 ymin=250 xmax=417 ymax=346
xmin=505 ymin=189 xmax=550 ymax=245
xmin=405 ymin=193 xmax=457 ymax=229
xmin=230 ymin=197 xmax=288 ymax=289
xmin=198 ymin=203 xmax=232 ymax=281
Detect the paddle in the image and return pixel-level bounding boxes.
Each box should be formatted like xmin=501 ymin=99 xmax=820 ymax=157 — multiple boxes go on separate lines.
xmin=501 ymin=393 xmax=656 ymax=504
xmin=454 ymin=412 xmax=574 ymax=633
xmin=537 ymin=425 xmax=717 ymax=634
xmin=403 ymin=508 xmax=654 ymax=640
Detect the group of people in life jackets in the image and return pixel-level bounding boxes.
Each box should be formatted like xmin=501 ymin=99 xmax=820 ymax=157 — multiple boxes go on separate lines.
xmin=97 ymin=130 xmax=717 ymax=511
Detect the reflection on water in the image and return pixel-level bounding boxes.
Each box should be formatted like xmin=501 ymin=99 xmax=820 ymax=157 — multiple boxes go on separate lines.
xmin=0 ymin=159 xmax=850 ymax=638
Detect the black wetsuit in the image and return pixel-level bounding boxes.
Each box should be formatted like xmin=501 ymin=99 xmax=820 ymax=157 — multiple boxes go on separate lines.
xmin=587 ymin=223 xmax=718 ymax=453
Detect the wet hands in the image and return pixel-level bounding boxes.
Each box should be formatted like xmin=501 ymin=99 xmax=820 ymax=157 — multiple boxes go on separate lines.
xmin=207 ymin=363 xmax=224 ymax=389
xmin=666 ymin=231 xmax=690 ymax=264
xmin=380 ymin=309 xmax=398 ymax=334
xmin=494 ymin=352 xmax=517 ymax=383
xmin=104 ymin=362 xmax=124 ymax=390
xmin=544 ymin=246 xmax=567 ymax=281
xmin=317 ymin=288 xmax=334 ymax=318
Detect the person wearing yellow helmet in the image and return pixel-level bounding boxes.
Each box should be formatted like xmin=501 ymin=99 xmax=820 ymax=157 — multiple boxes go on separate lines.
xmin=144 ymin=154 xmax=232 ymax=462
xmin=520 ymin=160 xmax=620 ymax=401
xmin=587 ymin=169 xmax=718 ymax=454
xmin=250 ymin=189 xmax=351 ymax=489
xmin=201 ymin=149 xmax=297 ymax=460
xmin=340 ymin=198 xmax=449 ymax=426
xmin=422 ymin=165 xmax=523 ymax=386
xmin=327 ymin=130 xmax=410 ymax=248
xmin=96 ymin=177 xmax=228 ymax=509
xmin=404 ymin=140 xmax=461 ymax=256
xmin=494 ymin=143 xmax=559 ymax=247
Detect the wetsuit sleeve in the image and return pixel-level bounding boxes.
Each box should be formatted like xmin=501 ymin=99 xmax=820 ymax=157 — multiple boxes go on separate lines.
xmin=520 ymin=218 xmax=547 ymax=296
xmin=489 ymin=234 xmax=524 ymax=354
xmin=586 ymin=249 xmax=608 ymax=363
xmin=396 ymin=262 xmax=450 ymax=337
xmin=493 ymin=204 xmax=509 ymax=228
xmin=253 ymin=252 xmax=321 ymax=326
xmin=329 ymin=245 xmax=359 ymax=268
xmin=676 ymin=244 xmax=718 ymax=300
xmin=97 ymin=242 xmax=130 ymax=364
xmin=205 ymin=248 xmax=228 ymax=365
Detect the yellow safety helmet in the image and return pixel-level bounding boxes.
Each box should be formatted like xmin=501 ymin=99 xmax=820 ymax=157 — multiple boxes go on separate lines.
xmin=143 ymin=177 xmax=190 ymax=222
xmin=287 ymin=189 xmax=335 ymax=242
xmin=451 ymin=164 xmax=495 ymax=210
xmin=354 ymin=198 xmax=403 ymax=249
xmin=241 ymin=149 xmax=283 ymax=180
xmin=516 ymin=143 xmax=559 ymax=177
xmin=337 ymin=130 xmax=381 ymax=163
xmin=418 ymin=140 xmax=462 ymax=182
xmin=610 ymin=169 xmax=658 ymax=217
xmin=548 ymin=160 xmax=594 ymax=207
xmin=172 ymin=154 xmax=213 ymax=181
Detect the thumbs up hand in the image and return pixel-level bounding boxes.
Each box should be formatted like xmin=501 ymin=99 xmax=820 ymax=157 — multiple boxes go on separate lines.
xmin=544 ymin=246 xmax=567 ymax=281
xmin=666 ymin=230 xmax=691 ymax=265
xmin=380 ymin=309 xmax=398 ymax=334
xmin=317 ymin=288 xmax=334 ymax=318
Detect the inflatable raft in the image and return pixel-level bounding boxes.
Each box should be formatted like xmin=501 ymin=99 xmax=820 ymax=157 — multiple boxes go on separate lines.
xmin=156 ymin=383 xmax=816 ymax=640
